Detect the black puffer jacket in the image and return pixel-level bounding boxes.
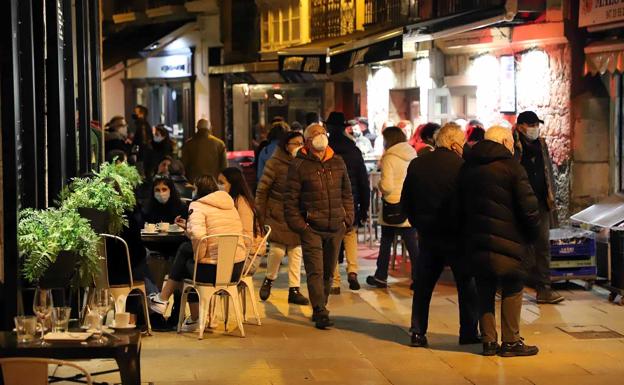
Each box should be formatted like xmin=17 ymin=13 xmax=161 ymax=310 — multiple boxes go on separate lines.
xmin=284 ymin=147 xmax=354 ymax=233
xmin=459 ymin=140 xmax=541 ymax=276
xmin=328 ymin=126 xmax=370 ymax=225
xmin=401 ymin=148 xmax=463 ymax=257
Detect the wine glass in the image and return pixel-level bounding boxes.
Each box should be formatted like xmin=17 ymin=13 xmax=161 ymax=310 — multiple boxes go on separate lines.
xmin=89 ymin=288 xmax=112 ymax=344
xmin=33 ymin=288 xmax=54 ymax=345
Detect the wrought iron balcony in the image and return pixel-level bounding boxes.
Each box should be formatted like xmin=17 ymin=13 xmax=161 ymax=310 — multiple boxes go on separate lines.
xmin=424 ymin=0 xmax=506 ymax=19
xmin=310 ymin=0 xmax=356 ymax=40
xmin=364 ymin=0 xmax=415 ymax=26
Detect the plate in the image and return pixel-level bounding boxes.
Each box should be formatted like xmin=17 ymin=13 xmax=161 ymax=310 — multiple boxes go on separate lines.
xmin=141 ymin=230 xmax=159 ymax=235
xmin=44 ymin=332 xmax=93 ymax=341
xmin=110 ymin=323 xmax=136 ymax=330
xmin=167 ymin=229 xmax=184 ymax=234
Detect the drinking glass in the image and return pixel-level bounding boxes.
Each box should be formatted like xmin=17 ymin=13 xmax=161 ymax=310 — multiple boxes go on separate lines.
xmin=51 ymin=307 xmax=72 ymax=332
xmin=89 ymin=288 xmax=112 ymax=343
xmin=14 ymin=316 xmax=37 ymax=343
xmin=33 ymin=288 xmax=53 ymax=345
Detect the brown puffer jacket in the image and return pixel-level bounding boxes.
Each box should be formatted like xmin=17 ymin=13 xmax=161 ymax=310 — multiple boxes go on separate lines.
xmin=284 ymin=147 xmax=355 ymax=233
xmin=255 ymin=147 xmax=300 ymax=246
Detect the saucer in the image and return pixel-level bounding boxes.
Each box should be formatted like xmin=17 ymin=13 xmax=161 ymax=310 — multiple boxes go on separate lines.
xmin=168 ymin=229 xmax=184 ymax=234
xmin=110 ymin=322 xmax=136 ymax=330
xmin=141 ymin=230 xmax=159 ymax=235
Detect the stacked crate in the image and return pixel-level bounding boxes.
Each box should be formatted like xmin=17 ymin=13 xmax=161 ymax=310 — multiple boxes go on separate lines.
xmin=549 ymin=228 xmax=597 ymax=289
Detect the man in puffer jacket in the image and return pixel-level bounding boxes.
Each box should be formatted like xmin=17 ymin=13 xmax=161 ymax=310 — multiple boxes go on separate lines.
xmin=460 ymin=126 xmax=541 ymax=357
xmin=285 ymin=123 xmax=355 ymax=329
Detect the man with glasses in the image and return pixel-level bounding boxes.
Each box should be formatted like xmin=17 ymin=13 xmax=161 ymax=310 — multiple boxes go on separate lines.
xmin=284 ymin=124 xmax=354 ymax=329
xmin=514 ymin=111 xmax=563 ymax=304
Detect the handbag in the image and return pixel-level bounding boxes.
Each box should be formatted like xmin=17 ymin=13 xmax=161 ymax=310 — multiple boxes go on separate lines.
xmin=382 ymin=199 xmax=407 ymax=225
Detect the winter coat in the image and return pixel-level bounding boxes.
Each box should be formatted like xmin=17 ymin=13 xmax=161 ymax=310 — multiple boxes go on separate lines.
xmin=328 ymin=126 xmax=370 ymax=225
xmin=378 ymin=142 xmax=417 ymax=227
xmin=514 ymin=132 xmax=559 ymax=226
xmin=284 ymin=146 xmax=355 ymax=233
xmin=131 ymin=118 xmax=153 ymax=161
xmin=181 ymin=128 xmax=227 ymax=182
xmin=187 ymin=191 xmax=247 ymax=264
xmin=152 ymin=139 xmax=174 ymax=163
xmin=255 ymin=147 xmax=300 ymax=246
xmin=401 ymin=148 xmax=463 ymax=257
xmin=142 ymin=197 xmax=188 ymax=224
xmin=256 ymin=140 xmax=279 ymax=181
xmin=105 ymin=131 xmax=130 ymax=156
xmin=459 ymin=140 xmax=541 ymax=277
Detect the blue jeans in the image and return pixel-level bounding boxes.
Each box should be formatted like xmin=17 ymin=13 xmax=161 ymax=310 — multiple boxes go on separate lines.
xmin=374 ymin=226 xmax=419 ymax=281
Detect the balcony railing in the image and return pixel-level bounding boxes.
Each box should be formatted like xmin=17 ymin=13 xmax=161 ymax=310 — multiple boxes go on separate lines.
xmin=310 ymin=0 xmax=356 ymax=40
xmin=364 ymin=0 xmax=416 ymax=26
xmin=426 ymin=0 xmax=505 ymax=19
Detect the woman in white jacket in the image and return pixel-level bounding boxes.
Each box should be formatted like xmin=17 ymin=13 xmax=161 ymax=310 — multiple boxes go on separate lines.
xmin=367 ymin=126 xmax=419 ymax=288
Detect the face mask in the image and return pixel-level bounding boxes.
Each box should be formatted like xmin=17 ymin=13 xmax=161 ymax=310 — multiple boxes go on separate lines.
xmin=352 ymin=130 xmax=361 ymax=138
xmin=154 ymin=191 xmax=170 ymax=204
xmin=153 ymin=135 xmax=164 ymax=143
xmin=290 ymin=146 xmax=303 ymax=157
xmin=131 ymin=113 xmax=139 ymax=120
xmin=217 ymin=183 xmax=226 ymax=191
xmin=312 ymin=134 xmax=329 ymax=151
xmin=524 ymin=126 xmax=540 ymax=141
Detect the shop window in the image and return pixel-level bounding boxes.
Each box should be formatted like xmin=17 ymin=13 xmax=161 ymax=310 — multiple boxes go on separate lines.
xmin=282 ymin=6 xmax=290 ymax=42
xmin=292 ymin=5 xmax=300 ymax=41
xmin=261 ymin=2 xmax=301 ymax=50
xmin=272 ymin=9 xmax=280 ymax=43
xmin=261 ymin=11 xmax=269 ymax=49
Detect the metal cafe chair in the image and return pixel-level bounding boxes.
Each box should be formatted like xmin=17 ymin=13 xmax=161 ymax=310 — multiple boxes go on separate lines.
xmin=0 ymin=357 xmax=93 ymax=385
xmin=177 ymin=233 xmax=252 ymax=339
xmin=238 ymin=225 xmax=272 ymax=325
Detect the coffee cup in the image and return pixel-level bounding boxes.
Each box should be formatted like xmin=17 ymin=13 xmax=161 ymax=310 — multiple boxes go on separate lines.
xmin=169 ymin=224 xmax=179 ymax=232
xmin=144 ymin=223 xmax=156 ymax=233
xmin=114 ymin=312 xmax=130 ymax=327
xmin=158 ymin=222 xmax=170 ymax=232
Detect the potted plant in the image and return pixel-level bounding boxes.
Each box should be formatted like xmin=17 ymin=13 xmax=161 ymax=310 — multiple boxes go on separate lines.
xmin=18 ymin=208 xmax=100 ymax=288
xmin=61 ymin=177 xmax=130 ymax=235
xmin=97 ymin=161 xmax=142 ymax=189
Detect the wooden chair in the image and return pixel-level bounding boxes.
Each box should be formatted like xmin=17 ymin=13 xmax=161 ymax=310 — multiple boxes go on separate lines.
xmin=0 ymin=357 xmax=92 ymax=385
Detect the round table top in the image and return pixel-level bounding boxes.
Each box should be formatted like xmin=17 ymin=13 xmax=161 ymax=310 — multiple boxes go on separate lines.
xmin=140 ymin=230 xmax=188 ymax=244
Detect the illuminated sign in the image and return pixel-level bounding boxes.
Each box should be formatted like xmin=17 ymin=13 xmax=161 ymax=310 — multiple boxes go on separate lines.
xmin=279 ymin=54 xmax=326 ymax=73
xmin=579 ymin=0 xmax=624 ymax=28
xmin=146 ymin=54 xmax=193 ymax=78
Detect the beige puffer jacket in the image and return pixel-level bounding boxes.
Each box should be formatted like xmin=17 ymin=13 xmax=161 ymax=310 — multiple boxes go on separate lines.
xmin=378 ymin=142 xmax=417 ymax=227
xmin=187 ymin=191 xmax=247 ymax=264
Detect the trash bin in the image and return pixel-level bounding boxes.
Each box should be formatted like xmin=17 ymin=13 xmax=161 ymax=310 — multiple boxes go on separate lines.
xmin=610 ymin=228 xmax=624 ymax=290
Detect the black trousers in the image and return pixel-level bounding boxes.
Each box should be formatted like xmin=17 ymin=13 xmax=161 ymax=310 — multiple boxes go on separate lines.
xmin=300 ymin=227 xmax=345 ymax=316
xmin=410 ymin=238 xmax=479 ymax=339
xmin=530 ymin=205 xmax=552 ymax=290
xmin=476 ymin=274 xmax=523 ymax=343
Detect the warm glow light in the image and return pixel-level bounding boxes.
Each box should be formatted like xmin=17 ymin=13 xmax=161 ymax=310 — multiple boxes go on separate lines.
xmin=469 ymin=54 xmax=500 ymax=127
xmin=367 ymin=66 xmax=396 ymax=133
xmin=517 ymin=50 xmax=550 ymax=109
xmin=415 ymin=57 xmax=431 ymax=124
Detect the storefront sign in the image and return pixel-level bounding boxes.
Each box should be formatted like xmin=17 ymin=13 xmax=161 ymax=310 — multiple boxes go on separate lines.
xmin=499 ymin=55 xmax=516 ymax=113
xmin=278 ymin=54 xmax=327 ymax=74
xmin=330 ymin=35 xmax=403 ymax=74
xmin=579 ymin=0 xmax=624 ymax=28
xmin=146 ymin=54 xmax=193 ymax=78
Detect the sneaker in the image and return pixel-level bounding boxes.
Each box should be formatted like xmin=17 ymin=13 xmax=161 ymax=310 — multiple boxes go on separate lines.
xmin=410 ymin=333 xmax=428 ymax=347
xmin=180 ymin=317 xmax=198 ymax=332
xmin=366 ymin=275 xmax=388 ymax=288
xmin=348 ymin=273 xmax=360 ymax=290
xmin=148 ymin=293 xmax=167 ymax=314
xmin=499 ymin=340 xmax=539 ymax=357
xmin=288 ymin=287 xmax=310 ymax=305
xmin=330 ymin=287 xmax=341 ymax=295
xmin=314 ymin=315 xmax=334 ymax=330
xmin=259 ymin=278 xmax=273 ymax=301
xmin=536 ymin=289 xmax=564 ymax=304
xmin=482 ymin=342 xmax=499 ymax=356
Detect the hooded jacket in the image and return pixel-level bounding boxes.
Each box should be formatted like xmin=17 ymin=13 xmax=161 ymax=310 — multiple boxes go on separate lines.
xmin=459 ymin=140 xmax=541 ymax=276
xmin=255 ymin=147 xmax=300 ymax=246
xmin=187 ymin=191 xmax=247 ymax=264
xmin=181 ymin=128 xmax=227 ymax=181
xmin=328 ymin=125 xmax=371 ymax=225
xmin=284 ymin=146 xmax=355 ymax=233
xmin=378 ymin=142 xmax=417 ymax=227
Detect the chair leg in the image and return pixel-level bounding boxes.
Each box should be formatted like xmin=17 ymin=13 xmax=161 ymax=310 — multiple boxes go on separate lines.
xmin=245 ymin=283 xmax=262 ymax=326
xmin=198 ymin=293 xmax=209 ymax=340
xmin=226 ymin=288 xmax=245 ymax=338
xmin=137 ymin=288 xmax=152 ymax=335
xmin=239 ymin=286 xmax=248 ymax=322
xmin=222 ymin=295 xmax=229 ymax=332
xmin=177 ymin=287 xmax=190 ymax=333
xmin=209 ymin=296 xmax=218 ymax=329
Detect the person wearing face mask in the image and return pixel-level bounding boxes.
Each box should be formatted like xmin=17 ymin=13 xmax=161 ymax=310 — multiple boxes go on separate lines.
xmin=460 ymin=125 xmax=541 ymax=357
xmin=401 ymin=122 xmax=479 ymax=348
xmin=284 ymin=124 xmax=354 ymax=329
xmin=255 ymin=132 xmax=310 ymax=305
xmin=142 ymin=176 xmax=188 ymax=225
xmin=513 ymin=111 xmax=562 ymax=305
xmin=152 ymin=124 xmax=176 ymax=164
xmin=105 ymin=116 xmax=131 ymax=156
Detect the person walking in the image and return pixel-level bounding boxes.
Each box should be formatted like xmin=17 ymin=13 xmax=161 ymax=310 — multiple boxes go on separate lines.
xmin=181 ymin=119 xmax=227 ymax=182
xmin=460 ymin=125 xmax=541 ymax=357
xmin=326 ymin=112 xmax=370 ymax=293
xmin=256 ymin=121 xmax=289 ymax=181
xmin=366 ymin=126 xmax=419 ymax=289
xmin=255 ymin=132 xmax=309 ymax=305
xmin=513 ymin=111 xmax=563 ymax=304
xmin=401 ymin=123 xmax=479 ymax=348
xmin=284 ymin=123 xmax=354 ymax=329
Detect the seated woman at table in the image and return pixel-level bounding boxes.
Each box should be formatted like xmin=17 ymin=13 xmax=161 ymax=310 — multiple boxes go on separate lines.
xmin=142 ymin=175 xmax=188 ymax=225
xmin=148 ymin=175 xmax=248 ymax=331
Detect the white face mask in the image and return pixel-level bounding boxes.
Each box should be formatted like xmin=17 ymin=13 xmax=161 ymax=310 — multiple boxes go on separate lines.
xmin=154 ymin=191 xmax=170 ymax=204
xmin=290 ymin=146 xmax=303 ymax=157
xmin=153 ymin=135 xmax=165 ymax=143
xmin=524 ymin=126 xmax=540 ymax=141
xmin=312 ymin=134 xmax=329 ymax=151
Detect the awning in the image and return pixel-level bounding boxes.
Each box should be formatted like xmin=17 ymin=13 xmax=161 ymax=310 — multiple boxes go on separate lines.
xmin=584 ymin=40 xmax=624 ymax=76
xmin=329 ymin=28 xmax=404 ymax=74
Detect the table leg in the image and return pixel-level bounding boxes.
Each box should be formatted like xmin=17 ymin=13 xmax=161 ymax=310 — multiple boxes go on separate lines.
xmin=115 ymin=347 xmax=141 ymax=385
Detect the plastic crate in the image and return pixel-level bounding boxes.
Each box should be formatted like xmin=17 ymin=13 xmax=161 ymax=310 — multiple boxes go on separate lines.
xmin=550 ymin=266 xmax=597 ymax=278
xmin=550 ymin=228 xmax=596 ymax=258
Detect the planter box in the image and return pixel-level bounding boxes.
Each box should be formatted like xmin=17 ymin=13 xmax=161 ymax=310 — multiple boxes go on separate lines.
xmin=38 ymin=251 xmax=79 ymax=289
xmin=77 ymin=207 xmax=110 ymax=234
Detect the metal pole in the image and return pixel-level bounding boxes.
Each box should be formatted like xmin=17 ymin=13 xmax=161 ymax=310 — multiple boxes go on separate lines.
xmin=64 ymin=0 xmax=78 ymax=179
xmin=76 ymin=0 xmax=92 ymax=174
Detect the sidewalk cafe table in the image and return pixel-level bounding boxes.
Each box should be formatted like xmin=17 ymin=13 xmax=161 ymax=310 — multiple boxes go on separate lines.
xmin=0 ymin=329 xmax=141 ymax=385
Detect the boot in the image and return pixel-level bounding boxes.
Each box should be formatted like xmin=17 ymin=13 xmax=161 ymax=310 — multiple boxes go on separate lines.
xmin=499 ymin=340 xmax=539 ymax=357
xmin=536 ymin=289 xmax=564 ymax=304
xmin=288 ymin=287 xmax=309 ymax=305
xmin=259 ymin=278 xmax=273 ymax=301
xmin=410 ymin=333 xmax=428 ymax=348
xmin=348 ymin=273 xmax=360 ymax=290
xmin=482 ymin=342 xmax=499 ymax=356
